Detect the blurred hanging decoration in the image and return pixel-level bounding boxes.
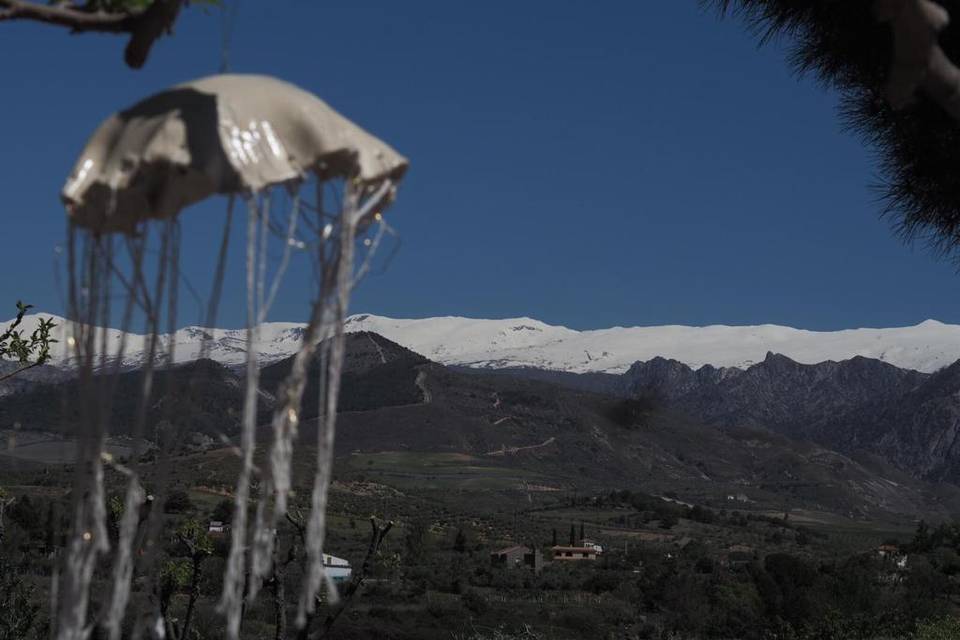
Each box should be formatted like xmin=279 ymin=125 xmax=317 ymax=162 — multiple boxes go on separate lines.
xmin=874 ymin=0 xmax=959 ymax=115
xmin=58 ymin=74 xmax=407 ymax=640
xmin=218 ymin=0 xmax=240 ymax=73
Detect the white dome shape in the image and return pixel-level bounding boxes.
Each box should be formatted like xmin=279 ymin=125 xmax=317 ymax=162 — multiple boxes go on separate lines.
xmin=62 ymin=74 xmax=408 ymax=233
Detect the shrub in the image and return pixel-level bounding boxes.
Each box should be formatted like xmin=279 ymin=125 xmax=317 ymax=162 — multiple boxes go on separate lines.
xmin=462 ymin=588 xmax=488 ymax=616
xmin=557 ymin=608 xmax=603 ymax=634
xmin=163 ymin=490 xmax=193 ymax=514
xmin=915 ymin=616 xmax=960 ymax=640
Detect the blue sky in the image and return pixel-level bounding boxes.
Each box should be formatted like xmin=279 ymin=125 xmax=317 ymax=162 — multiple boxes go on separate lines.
xmin=0 ymin=1 xmax=956 ymax=330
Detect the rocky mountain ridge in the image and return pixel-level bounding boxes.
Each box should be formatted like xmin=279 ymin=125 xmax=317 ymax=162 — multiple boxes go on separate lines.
xmin=610 ymin=353 xmax=960 ymax=483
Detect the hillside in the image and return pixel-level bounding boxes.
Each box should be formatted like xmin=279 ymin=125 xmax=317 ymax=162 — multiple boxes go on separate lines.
xmin=569 ymin=352 xmax=960 ymax=484
xmin=3 ymin=331 xmax=960 ymax=523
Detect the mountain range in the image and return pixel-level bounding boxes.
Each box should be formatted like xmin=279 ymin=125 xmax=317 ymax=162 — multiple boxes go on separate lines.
xmin=6 ymin=312 xmax=960 ymax=373
xmin=7 ymin=312 xmax=960 ymax=512
xmin=4 ymin=330 xmax=960 ymax=523
xmin=619 ymin=354 xmax=960 ymax=482
xmin=481 ymin=350 xmax=960 ymax=486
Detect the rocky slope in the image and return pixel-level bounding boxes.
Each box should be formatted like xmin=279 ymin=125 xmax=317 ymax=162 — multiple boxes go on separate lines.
xmin=8 ymin=308 xmax=960 ymax=497
xmin=3 ymin=332 xmax=956 ymax=520
xmin=607 ymin=353 xmax=960 ymax=483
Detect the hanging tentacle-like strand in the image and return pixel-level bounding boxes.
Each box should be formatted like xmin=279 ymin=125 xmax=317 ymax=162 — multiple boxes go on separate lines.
xmin=56 ymin=231 xmax=113 ymax=640
xmin=218 ymin=196 xmax=264 ymax=640
xmin=296 ymin=179 xmax=362 ymax=626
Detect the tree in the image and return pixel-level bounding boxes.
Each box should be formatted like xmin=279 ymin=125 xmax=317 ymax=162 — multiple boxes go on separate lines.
xmin=7 ymin=495 xmax=41 ymax=538
xmin=0 ymin=0 xmax=220 ymax=69
xmin=454 ymin=528 xmax=467 ymax=554
xmin=315 ymin=517 xmax=393 ymax=639
xmin=913 ymin=519 xmax=934 ymax=552
xmin=163 ymin=489 xmax=193 ymax=514
xmin=44 ymin=501 xmax=58 ymax=553
xmin=660 ymin=512 xmax=678 ymax=530
xmin=174 ymin=519 xmax=213 ymax=640
xmin=159 ymin=559 xmax=191 ymax=638
xmin=211 ymin=498 xmax=233 ymax=525
xmin=709 ymin=1 xmax=960 ymax=263
xmin=0 ymin=558 xmax=42 ymax=640
xmin=403 ymin=519 xmax=427 ymax=565
xmin=0 ymin=489 xmax=12 ymax=545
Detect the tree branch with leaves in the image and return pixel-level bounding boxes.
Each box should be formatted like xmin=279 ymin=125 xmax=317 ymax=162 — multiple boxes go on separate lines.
xmin=0 ymin=302 xmax=56 ymax=383
xmin=173 ymin=519 xmax=213 ymax=640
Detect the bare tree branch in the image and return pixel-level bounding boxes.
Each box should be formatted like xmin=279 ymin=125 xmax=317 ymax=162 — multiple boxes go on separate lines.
xmin=0 ymin=0 xmax=185 ymax=69
xmin=316 ymin=517 xmax=393 ymax=639
xmin=0 ymin=1 xmax=131 ymax=29
xmin=124 ymin=0 xmax=183 ymax=69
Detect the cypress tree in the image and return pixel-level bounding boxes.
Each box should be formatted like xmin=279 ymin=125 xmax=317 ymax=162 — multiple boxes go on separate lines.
xmin=45 ymin=501 xmax=56 ymax=553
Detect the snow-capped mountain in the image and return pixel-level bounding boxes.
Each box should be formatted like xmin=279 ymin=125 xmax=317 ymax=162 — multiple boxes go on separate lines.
xmin=343 ymin=315 xmax=960 ymax=373
xmin=5 ymin=312 xmax=960 ymax=374
xmin=0 ymin=314 xmax=306 ymax=369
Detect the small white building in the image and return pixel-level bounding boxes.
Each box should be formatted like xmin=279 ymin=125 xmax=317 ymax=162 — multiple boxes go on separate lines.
xmin=324 ymin=554 xmax=352 ymax=583
xmin=877 ymin=544 xmax=909 ymax=570
xmin=580 ymin=538 xmax=604 ymax=554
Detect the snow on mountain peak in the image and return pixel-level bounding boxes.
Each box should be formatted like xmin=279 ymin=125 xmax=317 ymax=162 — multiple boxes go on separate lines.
xmin=3 ymin=312 xmax=960 ymax=374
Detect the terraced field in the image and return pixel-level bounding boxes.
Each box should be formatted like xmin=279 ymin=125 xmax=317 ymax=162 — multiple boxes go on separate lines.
xmin=346 ymin=450 xmax=554 ymax=490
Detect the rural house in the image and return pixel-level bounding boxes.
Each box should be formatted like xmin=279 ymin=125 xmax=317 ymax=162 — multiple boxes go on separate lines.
xmin=324 ymin=554 xmax=353 ymax=583
xmin=877 ymin=544 xmax=908 ymax=570
xmin=550 ymin=545 xmax=598 ymax=561
xmin=207 ymin=521 xmax=228 ymax=535
xmin=722 ymin=544 xmax=755 ymax=568
xmin=490 ymin=545 xmax=544 ymax=572
xmin=580 ymin=538 xmax=604 ymax=554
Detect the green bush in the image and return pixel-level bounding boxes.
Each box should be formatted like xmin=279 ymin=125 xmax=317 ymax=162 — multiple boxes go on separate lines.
xmin=915 ymin=616 xmax=960 ymax=640
xmin=163 ymin=489 xmax=193 ymax=514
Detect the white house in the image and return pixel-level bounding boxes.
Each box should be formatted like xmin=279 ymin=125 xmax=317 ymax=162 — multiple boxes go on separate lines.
xmin=580 ymin=538 xmax=604 ymax=554
xmin=323 ymin=554 xmax=352 ymax=583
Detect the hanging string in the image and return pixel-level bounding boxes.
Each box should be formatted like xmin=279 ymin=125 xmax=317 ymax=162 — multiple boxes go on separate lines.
xmin=219 ymin=0 xmax=240 ymax=73
xmin=218 ymin=196 xmax=263 ymax=640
